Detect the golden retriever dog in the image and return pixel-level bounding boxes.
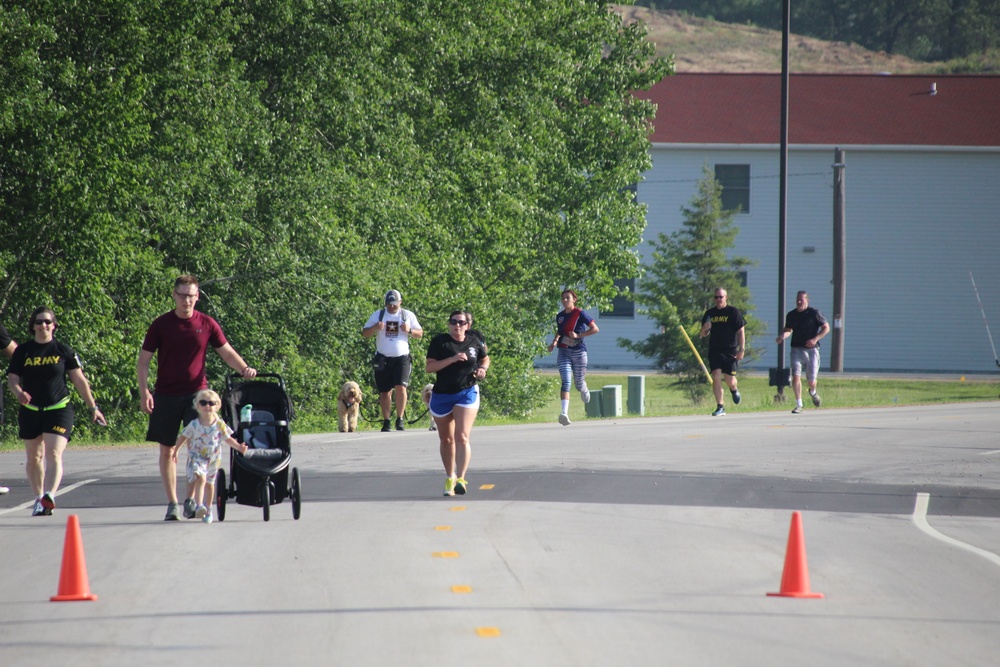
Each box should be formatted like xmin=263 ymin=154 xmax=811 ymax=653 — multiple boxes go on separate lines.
xmin=421 ymin=383 xmax=436 ymax=431
xmin=337 ymin=381 xmax=363 ymax=432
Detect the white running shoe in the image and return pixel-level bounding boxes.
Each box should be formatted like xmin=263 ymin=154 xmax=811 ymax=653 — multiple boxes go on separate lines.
xmin=558 ymin=414 xmax=571 ymax=426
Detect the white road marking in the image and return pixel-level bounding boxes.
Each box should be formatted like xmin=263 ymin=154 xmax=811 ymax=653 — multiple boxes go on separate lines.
xmin=912 ymin=492 xmax=1000 ymax=568
xmin=0 ymin=478 xmax=99 ymax=516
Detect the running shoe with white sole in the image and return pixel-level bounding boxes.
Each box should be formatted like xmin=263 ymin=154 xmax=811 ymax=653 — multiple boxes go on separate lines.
xmin=195 ymin=504 xmax=209 ymax=520
xmin=455 ymin=478 xmax=467 ymax=495
xmin=32 ymin=500 xmax=47 ymax=516
xmin=581 ymin=387 xmax=591 ymax=404
xmin=164 ymin=501 xmax=181 ymax=521
xmin=558 ymin=414 xmax=571 ymax=426
xmin=183 ymin=498 xmax=197 ymax=519
xmin=711 ymin=406 xmax=726 ymax=416
xmin=791 ymin=406 xmax=803 ymax=414
xmin=40 ymin=492 xmax=56 ymax=515
xmin=811 ymin=392 xmax=822 ymax=407
xmin=443 ymin=477 xmax=456 ymax=497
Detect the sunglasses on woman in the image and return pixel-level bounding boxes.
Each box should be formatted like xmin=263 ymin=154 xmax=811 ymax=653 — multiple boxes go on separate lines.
xmin=198 ymin=400 xmax=217 ymax=407
xmin=34 ymin=319 xmax=54 ymax=325
xmin=448 ymin=318 xmax=468 ymax=326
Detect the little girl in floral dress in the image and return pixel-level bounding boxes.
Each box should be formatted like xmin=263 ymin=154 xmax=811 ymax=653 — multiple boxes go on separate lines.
xmin=175 ymin=388 xmax=249 ymax=523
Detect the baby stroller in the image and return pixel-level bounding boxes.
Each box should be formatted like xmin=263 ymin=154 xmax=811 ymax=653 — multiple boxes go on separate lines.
xmin=219 ymin=373 xmax=301 ymax=522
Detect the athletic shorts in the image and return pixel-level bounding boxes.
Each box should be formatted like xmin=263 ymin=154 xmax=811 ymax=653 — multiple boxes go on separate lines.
xmin=374 ymin=354 xmax=412 ymax=393
xmin=790 ymin=346 xmax=821 ymax=382
xmin=146 ymin=392 xmax=199 ymax=446
xmin=429 ymin=385 xmax=480 ymax=418
xmin=708 ymin=349 xmax=739 ymax=376
xmin=18 ymin=405 xmax=75 ymax=441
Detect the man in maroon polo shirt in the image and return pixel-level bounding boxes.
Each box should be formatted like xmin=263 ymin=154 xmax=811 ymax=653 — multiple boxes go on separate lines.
xmin=137 ymin=275 xmax=257 ymax=521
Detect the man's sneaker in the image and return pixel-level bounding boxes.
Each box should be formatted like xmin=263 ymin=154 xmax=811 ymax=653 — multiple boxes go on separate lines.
xmin=381 ymin=419 xmax=391 ymax=432
xmin=0 ymin=483 xmax=9 ymax=495
xmin=202 ymin=511 xmax=214 ymax=524
xmin=811 ymin=392 xmax=822 ymax=407
xmin=443 ymin=477 xmax=456 ymax=497
xmin=711 ymin=406 xmax=726 ymax=416
xmin=32 ymin=499 xmax=47 ymax=516
xmin=731 ymin=390 xmax=742 ymax=405
xmin=581 ymin=387 xmax=591 ymax=404
xmin=558 ymin=413 xmax=571 ymax=426
xmin=164 ymin=501 xmax=181 ymax=521
xmin=183 ymin=498 xmax=197 ymax=519
xmin=396 ymin=418 xmax=405 ymax=431
xmin=455 ymin=478 xmax=468 ymax=495
xmin=195 ymin=504 xmax=209 ymax=520
xmin=791 ymin=405 xmax=803 ymax=414
xmin=40 ymin=492 xmax=56 ymax=513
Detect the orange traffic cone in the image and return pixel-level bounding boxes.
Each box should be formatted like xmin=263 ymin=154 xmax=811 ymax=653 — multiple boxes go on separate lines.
xmin=50 ymin=515 xmax=98 ymax=602
xmin=767 ymin=511 xmax=824 ymax=599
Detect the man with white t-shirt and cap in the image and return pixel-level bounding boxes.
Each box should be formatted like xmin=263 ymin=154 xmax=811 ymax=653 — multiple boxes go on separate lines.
xmin=362 ymin=290 xmax=423 ymax=431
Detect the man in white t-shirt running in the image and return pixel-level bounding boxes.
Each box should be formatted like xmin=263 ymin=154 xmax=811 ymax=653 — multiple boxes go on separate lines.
xmin=362 ymin=290 xmax=423 ymax=431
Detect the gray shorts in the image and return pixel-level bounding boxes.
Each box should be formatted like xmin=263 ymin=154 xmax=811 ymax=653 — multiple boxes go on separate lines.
xmin=790 ymin=347 xmax=821 ymax=382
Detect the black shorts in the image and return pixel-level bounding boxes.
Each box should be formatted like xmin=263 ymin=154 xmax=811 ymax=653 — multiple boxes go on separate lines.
xmin=708 ymin=349 xmax=739 ymax=376
xmin=18 ymin=405 xmax=75 ymax=441
xmin=374 ymin=354 xmax=412 ymax=393
xmin=146 ymin=393 xmax=199 ymax=446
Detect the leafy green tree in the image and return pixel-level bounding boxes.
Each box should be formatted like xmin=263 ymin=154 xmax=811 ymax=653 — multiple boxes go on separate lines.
xmin=618 ymin=166 xmax=762 ymax=400
xmin=1 ymin=0 xmax=671 ymax=441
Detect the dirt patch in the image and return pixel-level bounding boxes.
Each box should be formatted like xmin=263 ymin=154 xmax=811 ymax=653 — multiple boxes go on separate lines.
xmin=612 ymin=5 xmax=937 ymax=74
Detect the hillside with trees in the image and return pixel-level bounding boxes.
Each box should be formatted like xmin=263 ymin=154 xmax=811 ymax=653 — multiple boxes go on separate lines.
xmin=616 ymin=2 xmax=1000 ymax=73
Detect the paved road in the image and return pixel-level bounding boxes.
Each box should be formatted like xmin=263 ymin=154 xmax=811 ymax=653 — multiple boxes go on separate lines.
xmin=1 ymin=403 xmax=999 ymax=666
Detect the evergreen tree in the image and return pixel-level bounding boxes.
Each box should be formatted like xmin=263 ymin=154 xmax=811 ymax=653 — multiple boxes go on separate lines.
xmin=619 ymin=166 xmax=762 ymax=400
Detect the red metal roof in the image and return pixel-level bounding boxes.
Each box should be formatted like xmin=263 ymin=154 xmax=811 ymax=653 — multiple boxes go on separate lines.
xmin=635 ymin=73 xmax=1000 ymax=147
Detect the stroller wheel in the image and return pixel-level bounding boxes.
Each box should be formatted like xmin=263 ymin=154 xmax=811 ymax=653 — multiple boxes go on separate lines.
xmin=261 ymin=482 xmax=272 ymax=522
xmin=291 ymin=467 xmax=302 ymax=520
xmin=216 ymin=469 xmax=227 ymax=522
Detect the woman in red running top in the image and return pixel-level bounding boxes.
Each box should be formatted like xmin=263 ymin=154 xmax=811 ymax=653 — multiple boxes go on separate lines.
xmin=546 ymin=289 xmax=599 ymax=426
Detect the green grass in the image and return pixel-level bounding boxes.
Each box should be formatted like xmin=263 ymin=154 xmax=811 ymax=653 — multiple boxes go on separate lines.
xmin=2 ymin=372 xmax=997 ymax=449
xmin=477 ymin=371 xmax=1000 ymax=426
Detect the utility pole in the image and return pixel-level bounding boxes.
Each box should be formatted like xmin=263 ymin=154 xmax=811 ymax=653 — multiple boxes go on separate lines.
xmin=772 ymin=0 xmax=791 ymax=401
xmin=831 ymin=148 xmax=846 ymax=371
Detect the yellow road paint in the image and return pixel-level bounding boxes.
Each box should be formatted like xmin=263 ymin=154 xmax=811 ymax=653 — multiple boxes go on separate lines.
xmin=451 ymin=585 xmax=473 ymax=593
xmin=432 ymin=551 xmax=460 ymax=558
xmin=479 ymin=484 xmax=495 ymax=490
xmin=434 ymin=525 xmax=451 ymax=531
xmin=476 ymin=627 xmax=501 ymax=638
xmin=450 ymin=506 xmax=466 ymax=511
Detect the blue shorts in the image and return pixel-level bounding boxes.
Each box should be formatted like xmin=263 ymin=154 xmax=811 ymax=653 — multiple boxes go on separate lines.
xmin=429 ymin=385 xmax=480 ymax=417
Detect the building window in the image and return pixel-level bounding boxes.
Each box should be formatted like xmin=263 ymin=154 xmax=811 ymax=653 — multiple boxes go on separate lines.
xmin=601 ymin=278 xmax=635 ymax=318
xmin=715 ymin=164 xmax=750 ymax=213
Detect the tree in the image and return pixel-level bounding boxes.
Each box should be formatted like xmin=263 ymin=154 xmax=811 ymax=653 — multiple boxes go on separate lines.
xmin=0 ymin=0 xmax=672 ymax=440
xmin=618 ymin=166 xmax=762 ymax=400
